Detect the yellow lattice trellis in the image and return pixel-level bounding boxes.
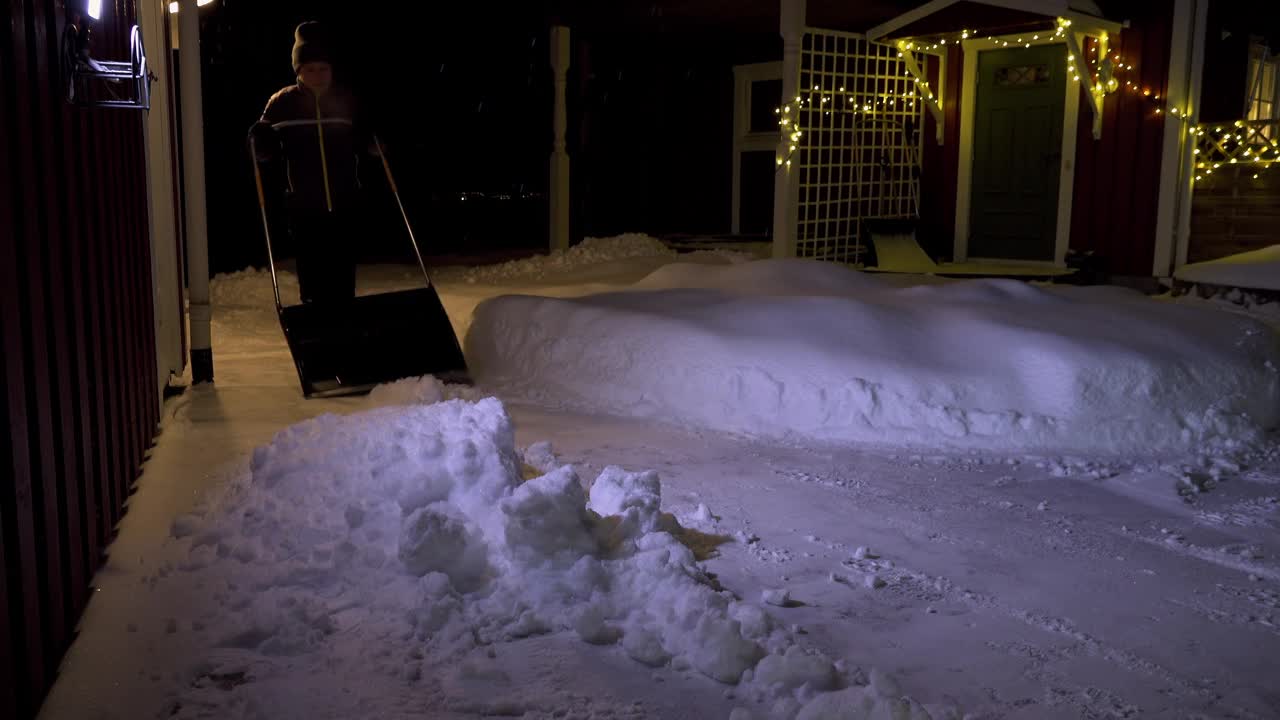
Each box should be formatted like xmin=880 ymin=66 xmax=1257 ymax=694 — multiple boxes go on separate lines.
xmin=1191 ymin=119 xmax=1280 ymax=182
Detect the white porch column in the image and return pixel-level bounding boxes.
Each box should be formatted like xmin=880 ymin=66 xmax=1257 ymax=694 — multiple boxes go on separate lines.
xmin=1152 ymin=0 xmax=1208 ymax=278
xmin=550 ymin=25 xmax=571 ymax=253
xmin=140 ymin=0 xmax=183 ymax=402
xmin=771 ymin=0 xmax=805 ymax=259
xmin=179 ymin=0 xmax=212 ymax=382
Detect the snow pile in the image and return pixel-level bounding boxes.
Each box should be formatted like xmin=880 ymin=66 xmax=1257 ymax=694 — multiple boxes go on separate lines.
xmin=1175 ymin=245 xmax=1280 ymax=292
xmin=363 ymin=374 xmax=485 ymax=408
xmin=459 ymin=233 xmax=675 ymax=284
xmin=161 ymin=390 xmax=948 ymax=718
xmin=210 ymin=267 xmax=299 ymax=308
xmin=630 ymin=257 xmax=890 ymax=296
xmin=467 ymin=259 xmax=1280 ymax=455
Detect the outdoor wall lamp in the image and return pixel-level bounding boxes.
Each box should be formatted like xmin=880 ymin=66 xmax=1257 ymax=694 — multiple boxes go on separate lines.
xmin=61 ymin=1 xmax=153 ymax=110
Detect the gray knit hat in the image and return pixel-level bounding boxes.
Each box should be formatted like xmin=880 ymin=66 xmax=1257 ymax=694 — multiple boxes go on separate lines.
xmin=291 ymin=21 xmax=331 ymax=72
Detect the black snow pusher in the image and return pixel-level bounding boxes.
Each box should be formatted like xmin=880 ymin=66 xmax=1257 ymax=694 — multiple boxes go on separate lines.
xmin=250 ymin=137 xmax=468 ymax=398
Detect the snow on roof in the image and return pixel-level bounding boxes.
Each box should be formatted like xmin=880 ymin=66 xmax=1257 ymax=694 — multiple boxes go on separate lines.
xmin=1174 ymin=245 xmax=1280 ymax=293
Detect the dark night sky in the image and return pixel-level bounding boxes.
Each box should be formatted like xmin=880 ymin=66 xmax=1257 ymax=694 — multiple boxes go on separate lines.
xmin=194 ymin=1 xmax=780 ymax=274
xmin=198 ymin=2 xmax=554 ymax=272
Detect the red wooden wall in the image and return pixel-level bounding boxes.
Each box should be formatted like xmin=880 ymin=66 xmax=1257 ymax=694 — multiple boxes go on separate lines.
xmin=920 ymin=44 xmax=964 ymax=261
xmin=921 ymin=2 xmax=1179 ymax=276
xmin=1069 ymin=1 xmax=1175 ymax=278
xmin=0 ymin=1 xmax=160 ymax=718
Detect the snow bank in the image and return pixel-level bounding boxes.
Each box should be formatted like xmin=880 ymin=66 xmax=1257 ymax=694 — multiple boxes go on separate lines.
xmin=1175 ymin=245 xmax=1280 ymax=292
xmin=467 ymin=259 xmax=1280 ymax=456
xmin=363 ymin=374 xmax=485 ymax=408
xmin=210 ymin=267 xmax=299 ymax=308
xmin=459 ymin=233 xmax=676 ymax=284
xmin=161 ymin=388 xmax=943 ymax=718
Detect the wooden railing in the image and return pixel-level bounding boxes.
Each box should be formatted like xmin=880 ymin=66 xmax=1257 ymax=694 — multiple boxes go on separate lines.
xmin=1191 ymin=118 xmax=1280 ymax=183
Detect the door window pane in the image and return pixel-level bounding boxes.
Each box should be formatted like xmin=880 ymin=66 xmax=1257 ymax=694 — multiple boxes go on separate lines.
xmin=995 ymin=64 xmax=1051 ymax=86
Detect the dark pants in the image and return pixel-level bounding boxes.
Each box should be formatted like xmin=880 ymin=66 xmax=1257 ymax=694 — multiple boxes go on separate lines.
xmin=289 ymin=208 xmax=356 ymax=306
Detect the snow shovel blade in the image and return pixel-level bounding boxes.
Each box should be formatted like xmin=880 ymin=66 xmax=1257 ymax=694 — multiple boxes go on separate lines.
xmin=278 ymin=286 xmax=469 ymax=398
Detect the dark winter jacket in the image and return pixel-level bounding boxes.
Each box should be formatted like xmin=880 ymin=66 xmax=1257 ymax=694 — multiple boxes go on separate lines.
xmin=250 ymin=83 xmax=370 ymax=212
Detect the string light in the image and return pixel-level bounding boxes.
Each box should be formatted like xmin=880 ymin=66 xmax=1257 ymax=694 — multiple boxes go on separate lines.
xmin=773 ymin=17 xmax=1236 ymax=171
xmin=774 ymin=80 xmax=929 ymax=168
xmin=1191 ymin=119 xmax=1279 ymax=184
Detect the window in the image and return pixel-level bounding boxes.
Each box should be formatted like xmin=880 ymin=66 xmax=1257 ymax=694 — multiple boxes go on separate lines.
xmin=1246 ymin=39 xmax=1278 ymax=137
xmin=995 ymin=64 xmax=1051 ymax=86
xmin=749 ymin=79 xmax=783 ymax=134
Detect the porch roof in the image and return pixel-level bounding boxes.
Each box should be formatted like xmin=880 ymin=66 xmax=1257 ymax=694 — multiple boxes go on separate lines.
xmin=866 ymin=1 xmax=1121 ymax=43
xmin=545 ymin=1 xmax=948 ymax=35
xmin=544 ymin=1 xmax=1120 ymax=37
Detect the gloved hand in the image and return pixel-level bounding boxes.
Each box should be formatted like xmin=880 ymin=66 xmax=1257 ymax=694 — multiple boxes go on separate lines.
xmin=249 ymin=121 xmax=280 ymax=162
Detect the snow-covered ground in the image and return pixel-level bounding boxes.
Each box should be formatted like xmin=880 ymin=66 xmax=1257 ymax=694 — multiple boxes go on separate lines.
xmin=39 ymin=236 xmax=1280 ymax=720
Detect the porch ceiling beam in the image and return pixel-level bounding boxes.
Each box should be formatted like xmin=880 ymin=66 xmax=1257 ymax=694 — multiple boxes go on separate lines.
xmin=896 ymin=45 xmax=946 ymax=144
xmin=1059 ymin=10 xmax=1124 ymax=36
xmin=1064 ymin=30 xmax=1104 ymax=139
xmin=867 ymin=0 xmax=965 ymax=42
xmin=868 ymin=0 xmax=1121 ymax=43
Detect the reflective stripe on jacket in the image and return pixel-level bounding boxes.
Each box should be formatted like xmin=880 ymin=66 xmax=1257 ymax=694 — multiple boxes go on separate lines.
xmin=257 ymin=84 xmax=365 ymax=212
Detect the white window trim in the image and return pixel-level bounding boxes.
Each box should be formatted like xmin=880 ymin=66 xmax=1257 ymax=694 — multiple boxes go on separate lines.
xmin=954 ymin=32 xmax=1080 ymax=267
xmin=1246 ymin=40 xmax=1278 ymax=121
xmin=732 ymin=62 xmax=783 ymax=235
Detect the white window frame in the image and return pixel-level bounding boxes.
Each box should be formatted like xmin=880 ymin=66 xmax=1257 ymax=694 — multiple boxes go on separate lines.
xmin=1246 ymin=39 xmax=1279 ymax=135
xmin=732 ymin=62 xmax=783 ymax=235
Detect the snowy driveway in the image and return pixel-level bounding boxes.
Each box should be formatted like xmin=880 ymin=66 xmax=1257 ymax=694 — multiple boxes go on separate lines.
xmin=38 ymin=240 xmax=1280 ymax=720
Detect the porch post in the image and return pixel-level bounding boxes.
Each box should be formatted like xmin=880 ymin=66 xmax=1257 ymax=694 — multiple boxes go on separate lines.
xmin=1152 ymin=0 xmax=1208 ymax=277
xmin=140 ymin=0 xmax=183 ymax=401
xmin=550 ymin=25 xmax=571 ymax=253
xmin=179 ymin=0 xmax=212 ymax=383
xmin=771 ymin=0 xmax=805 ymax=259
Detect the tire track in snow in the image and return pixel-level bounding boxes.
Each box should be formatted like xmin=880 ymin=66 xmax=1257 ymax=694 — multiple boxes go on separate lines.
xmin=982 ymin=639 xmax=1142 ymax=719
xmin=761 ymin=463 xmax=1250 ymax=716
xmin=1164 ymin=583 xmax=1280 ymax=640
xmin=1127 ymin=530 xmax=1280 ymax=582
xmin=867 ymin=564 xmax=1266 ymax=719
xmin=774 ymin=463 xmax=1269 ymax=719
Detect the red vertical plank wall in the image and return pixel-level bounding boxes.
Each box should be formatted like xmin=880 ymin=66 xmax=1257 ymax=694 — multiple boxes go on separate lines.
xmin=0 ymin=1 xmax=161 ymax=718
xmin=920 ymin=44 xmax=964 ymax=259
xmin=1069 ymin=1 xmax=1176 ymax=278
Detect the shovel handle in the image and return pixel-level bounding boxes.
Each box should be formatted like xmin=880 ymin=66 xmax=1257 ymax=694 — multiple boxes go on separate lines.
xmin=374 ymin=136 xmax=433 ymax=288
xmin=249 ymin=136 xmax=284 ymax=310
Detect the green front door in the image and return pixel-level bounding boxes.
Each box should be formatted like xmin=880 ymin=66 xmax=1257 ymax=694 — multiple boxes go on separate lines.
xmin=969 ymin=44 xmax=1067 ymax=261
